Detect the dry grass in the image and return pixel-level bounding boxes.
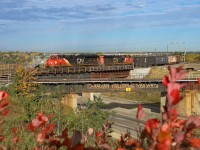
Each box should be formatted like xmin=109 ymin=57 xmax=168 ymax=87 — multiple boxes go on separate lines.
xmin=144 ymin=67 xmax=169 ymax=79
xmin=102 ymin=91 xmax=161 ymax=103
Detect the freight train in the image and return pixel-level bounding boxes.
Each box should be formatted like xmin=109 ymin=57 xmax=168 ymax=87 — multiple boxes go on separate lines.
xmin=45 ymin=53 xmax=181 ymax=68
xmin=36 ymin=53 xmax=181 ymax=80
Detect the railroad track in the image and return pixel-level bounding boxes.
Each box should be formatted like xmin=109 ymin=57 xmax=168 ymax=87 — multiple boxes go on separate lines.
xmin=109 ymin=112 xmax=145 ymax=139
xmin=102 ymin=96 xmax=161 ymax=138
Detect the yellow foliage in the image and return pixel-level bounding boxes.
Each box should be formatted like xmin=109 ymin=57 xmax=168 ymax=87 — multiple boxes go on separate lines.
xmin=15 ymin=65 xmax=38 ymax=96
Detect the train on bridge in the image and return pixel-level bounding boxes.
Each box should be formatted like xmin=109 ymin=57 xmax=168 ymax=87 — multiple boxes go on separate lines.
xmin=35 ymin=53 xmax=181 ymax=79
xmin=45 ymin=53 xmax=181 ymax=68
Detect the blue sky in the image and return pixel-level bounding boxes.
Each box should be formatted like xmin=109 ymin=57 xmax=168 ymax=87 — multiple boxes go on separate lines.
xmin=0 ymin=0 xmax=200 ymax=52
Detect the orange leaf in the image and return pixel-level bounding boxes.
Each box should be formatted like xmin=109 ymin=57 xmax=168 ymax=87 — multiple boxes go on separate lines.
xmin=0 ymin=99 xmax=10 ymax=109
xmin=189 ymin=138 xmax=200 ymax=148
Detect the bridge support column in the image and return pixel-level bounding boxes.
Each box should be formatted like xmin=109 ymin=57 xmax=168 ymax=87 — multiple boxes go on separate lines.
xmin=191 ymin=91 xmax=200 ymax=115
xmin=62 ymin=94 xmax=77 ymax=108
xmin=176 ymin=91 xmax=192 ymax=116
xmin=160 ymin=92 xmax=167 ymax=113
xmin=81 ymin=93 xmax=96 ymax=102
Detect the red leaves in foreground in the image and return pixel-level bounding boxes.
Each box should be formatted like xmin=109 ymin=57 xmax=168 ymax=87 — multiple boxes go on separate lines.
xmin=198 ymin=78 xmax=200 ymax=84
xmin=0 ymin=91 xmax=8 ymax=101
xmin=27 ymin=113 xmax=53 ymax=131
xmin=135 ymin=66 xmax=200 ymax=150
xmin=145 ymin=119 xmax=160 ymax=138
xmin=0 ymin=91 xmax=10 ymax=115
xmin=188 ymin=138 xmax=200 ymax=148
xmin=0 ymin=91 xmax=10 ymax=147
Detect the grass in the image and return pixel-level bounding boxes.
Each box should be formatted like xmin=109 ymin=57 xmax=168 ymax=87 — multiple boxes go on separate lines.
xmin=102 ymin=91 xmax=161 ymax=103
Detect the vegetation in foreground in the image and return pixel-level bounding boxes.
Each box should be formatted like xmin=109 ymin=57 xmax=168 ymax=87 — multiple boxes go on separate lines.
xmin=0 ymin=65 xmax=200 ymax=149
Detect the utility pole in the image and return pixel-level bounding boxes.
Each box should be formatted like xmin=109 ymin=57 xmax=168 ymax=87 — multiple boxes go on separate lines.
xmin=167 ymin=44 xmax=168 ymax=52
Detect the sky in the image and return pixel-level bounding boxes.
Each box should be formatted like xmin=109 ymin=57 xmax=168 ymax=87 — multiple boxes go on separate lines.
xmin=0 ymin=0 xmax=200 ymax=52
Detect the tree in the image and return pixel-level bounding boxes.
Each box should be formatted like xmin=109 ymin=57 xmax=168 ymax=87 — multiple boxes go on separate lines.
xmin=13 ymin=65 xmax=38 ymax=96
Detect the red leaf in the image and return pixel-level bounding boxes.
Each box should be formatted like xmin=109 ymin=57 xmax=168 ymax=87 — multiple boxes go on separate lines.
xmin=189 ymin=138 xmax=200 ymax=148
xmin=0 ymin=91 xmax=8 ymax=100
xmin=32 ymin=118 xmax=41 ymax=127
xmin=0 ymin=135 xmax=4 ymax=142
xmin=137 ymin=104 xmax=146 ymax=120
xmin=47 ymin=124 xmax=55 ymax=133
xmin=12 ymin=128 xmax=17 ymax=134
xmin=96 ymin=131 xmax=102 ymax=138
xmin=170 ymin=89 xmax=180 ymax=105
xmin=170 ymin=108 xmax=178 ymax=121
xmin=13 ymin=136 xmax=19 ymax=143
xmin=168 ymin=66 xmax=188 ymax=82
xmin=162 ymin=75 xmax=169 ymax=87
xmin=145 ymin=118 xmax=160 ymax=138
xmin=160 ymin=123 xmax=170 ymax=132
xmin=1 ymin=108 xmax=10 ymax=116
xmin=27 ymin=123 xmax=36 ymax=131
xmin=184 ymin=116 xmax=200 ymax=132
xmin=36 ymin=132 xmax=46 ymax=143
xmin=73 ymin=144 xmax=84 ymax=150
xmin=174 ymin=132 xmax=184 ymax=144
xmin=61 ymin=128 xmax=68 ymax=138
xmin=197 ymin=78 xmax=200 ymax=84
xmin=0 ymin=99 xmax=10 ymax=109
xmin=49 ymin=139 xmax=61 ymax=149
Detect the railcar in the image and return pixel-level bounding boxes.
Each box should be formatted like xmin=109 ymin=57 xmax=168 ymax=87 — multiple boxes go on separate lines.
xmin=155 ymin=55 xmax=168 ymax=65
xmin=133 ymin=55 xmax=181 ymax=67
xmin=168 ymin=55 xmax=181 ymax=64
xmin=134 ymin=56 xmax=155 ymax=67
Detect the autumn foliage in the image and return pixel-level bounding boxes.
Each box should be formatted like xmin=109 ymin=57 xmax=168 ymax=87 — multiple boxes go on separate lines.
xmin=0 ymin=65 xmax=200 ymax=149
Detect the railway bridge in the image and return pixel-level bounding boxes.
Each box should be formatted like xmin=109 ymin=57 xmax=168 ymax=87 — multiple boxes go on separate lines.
xmin=37 ymin=76 xmax=200 ymax=116
xmin=0 ymin=64 xmax=200 ymax=117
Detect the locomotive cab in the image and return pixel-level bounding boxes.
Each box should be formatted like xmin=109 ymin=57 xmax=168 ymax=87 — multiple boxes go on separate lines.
xmin=46 ymin=54 xmax=71 ymax=67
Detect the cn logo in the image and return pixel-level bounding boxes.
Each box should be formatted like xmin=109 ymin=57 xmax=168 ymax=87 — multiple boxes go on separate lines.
xmin=77 ymin=58 xmax=84 ymax=64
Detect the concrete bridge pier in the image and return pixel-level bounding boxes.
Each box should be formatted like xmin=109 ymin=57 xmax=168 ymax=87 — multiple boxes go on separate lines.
xmin=61 ymin=94 xmax=77 ymax=108
xmin=176 ymin=90 xmax=200 ymax=116
xmin=160 ymin=91 xmax=200 ymax=117
xmin=81 ymin=93 xmax=94 ymax=103
xmin=61 ymin=93 xmax=101 ymax=108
